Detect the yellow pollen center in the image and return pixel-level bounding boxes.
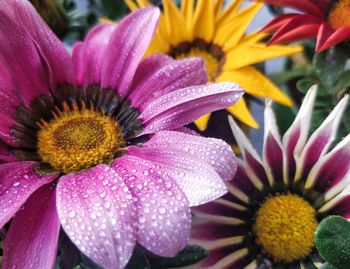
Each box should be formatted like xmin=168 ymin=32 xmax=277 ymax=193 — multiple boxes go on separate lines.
xmin=174 ymin=47 xmax=220 ymax=81
xmin=328 ymin=0 xmax=350 ymax=29
xmin=37 ymin=102 xmax=124 ymax=173
xmin=253 ymin=193 xmax=318 ymax=263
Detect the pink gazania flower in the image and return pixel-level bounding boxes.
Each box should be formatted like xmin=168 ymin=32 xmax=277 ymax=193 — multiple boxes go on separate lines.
xmin=189 ymin=86 xmax=350 ymax=268
xmin=0 ymin=1 xmax=243 ymax=268
xmin=256 ymin=0 xmax=350 ymax=51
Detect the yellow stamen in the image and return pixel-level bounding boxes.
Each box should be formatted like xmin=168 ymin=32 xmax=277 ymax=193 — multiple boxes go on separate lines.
xmin=253 ymin=193 xmax=318 ymax=263
xmin=37 ymin=104 xmax=124 ymax=173
xmin=328 ymin=0 xmax=350 ymax=30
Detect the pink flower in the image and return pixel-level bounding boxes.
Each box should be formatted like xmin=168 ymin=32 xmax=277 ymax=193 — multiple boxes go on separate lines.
xmin=190 ymin=86 xmax=350 ymax=268
xmin=0 ymin=1 xmax=243 ymax=268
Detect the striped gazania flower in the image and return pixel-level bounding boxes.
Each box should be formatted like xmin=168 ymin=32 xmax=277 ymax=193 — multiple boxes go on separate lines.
xmin=189 ymin=86 xmax=350 ymax=268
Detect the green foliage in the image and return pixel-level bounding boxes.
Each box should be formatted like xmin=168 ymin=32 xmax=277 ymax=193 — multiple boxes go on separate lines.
xmin=315 ymin=216 xmax=350 ymax=269
xmin=271 ymin=44 xmax=350 ymax=138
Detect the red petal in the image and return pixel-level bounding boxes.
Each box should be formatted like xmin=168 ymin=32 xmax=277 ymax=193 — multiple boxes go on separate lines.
xmin=268 ymin=14 xmax=322 ymax=45
xmin=317 ymin=25 xmax=350 ymax=51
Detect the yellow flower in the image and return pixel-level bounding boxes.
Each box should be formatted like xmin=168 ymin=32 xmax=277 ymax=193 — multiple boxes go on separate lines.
xmin=125 ymin=0 xmax=303 ymax=130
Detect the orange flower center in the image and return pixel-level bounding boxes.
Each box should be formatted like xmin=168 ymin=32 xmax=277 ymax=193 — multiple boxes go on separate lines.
xmin=328 ymin=0 xmax=350 ymax=29
xmin=37 ymin=101 xmax=124 ymax=173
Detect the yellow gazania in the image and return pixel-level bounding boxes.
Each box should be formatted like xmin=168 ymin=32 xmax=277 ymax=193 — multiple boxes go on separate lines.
xmin=125 ymin=0 xmax=303 ymax=130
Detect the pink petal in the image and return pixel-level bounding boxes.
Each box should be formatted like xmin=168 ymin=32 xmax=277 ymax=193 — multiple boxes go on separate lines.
xmin=0 ymin=10 xmax=50 ymax=106
xmin=3 ymin=184 xmax=59 ymax=269
xmin=0 ymin=113 xmax=17 ymax=147
xmin=282 ymin=87 xmax=316 ymax=180
xmin=306 ymin=134 xmax=350 ymax=200
xmin=321 ymin=194 xmax=350 ymax=219
xmin=228 ymin=116 xmax=270 ymax=187
xmin=296 ymin=94 xmax=349 ymax=182
xmin=0 ymin=0 xmax=74 ymax=88
xmin=129 ymin=54 xmax=174 ymax=94
xmin=126 ymin=146 xmax=228 ymax=206
xmin=140 ymin=82 xmax=244 ymax=134
xmin=262 ymin=100 xmax=284 ymax=185
xmin=0 ymin=141 xmax=17 ymax=163
xmin=316 ymin=24 xmax=350 ymax=52
xmin=114 ymin=155 xmax=191 ymax=256
xmin=101 ymin=7 xmax=160 ymax=98
xmin=80 ymin=23 xmax=117 ymax=88
xmin=0 ymin=161 xmax=56 ymax=228
xmin=144 ymin=130 xmax=236 ymax=181
xmin=267 ymin=14 xmax=322 ymax=45
xmin=72 ymin=42 xmax=85 ymax=86
xmin=129 ymin=57 xmax=208 ymax=111
xmin=56 ymin=164 xmax=137 ymax=269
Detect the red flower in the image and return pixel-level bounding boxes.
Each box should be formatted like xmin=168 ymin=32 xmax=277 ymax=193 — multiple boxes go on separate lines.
xmin=257 ymin=0 xmax=350 ymax=51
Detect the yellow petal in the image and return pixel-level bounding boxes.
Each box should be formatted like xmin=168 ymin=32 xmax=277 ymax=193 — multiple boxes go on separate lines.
xmin=144 ymin=32 xmax=170 ymax=56
xmin=192 ymin=0 xmax=215 ymax=42
xmin=194 ymin=113 xmax=211 ymax=131
xmin=163 ymin=0 xmax=190 ymax=43
xmin=99 ymin=17 xmax=116 ymax=23
xmin=216 ymin=0 xmax=244 ymax=25
xmin=239 ymin=31 xmax=269 ymax=45
xmin=124 ymin=0 xmax=139 ymax=10
xmin=214 ymin=3 xmax=263 ymax=49
xmin=217 ymin=67 xmax=293 ymax=106
xmin=226 ymin=98 xmax=259 ymax=128
xmin=214 ymin=0 xmax=225 ymax=17
xmin=224 ymin=43 xmax=303 ymax=70
xmin=136 ymin=0 xmax=151 ymax=6
xmin=181 ymin=0 xmax=194 ymax=29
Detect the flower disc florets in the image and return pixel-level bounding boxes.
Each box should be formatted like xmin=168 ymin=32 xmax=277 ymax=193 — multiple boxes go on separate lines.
xmin=37 ymin=101 xmax=125 ymax=173
xmin=12 ymin=85 xmax=145 ymax=175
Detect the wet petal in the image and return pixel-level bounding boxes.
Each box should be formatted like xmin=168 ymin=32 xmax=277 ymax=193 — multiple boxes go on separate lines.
xmin=3 ymin=184 xmax=59 ymax=269
xmin=0 ymin=161 xmax=56 ymax=228
xmin=129 ymin=57 xmax=207 ymax=111
xmin=56 ymin=164 xmax=137 ymax=269
xmin=0 ymin=10 xmax=49 ymax=105
xmin=79 ymin=23 xmax=117 ymax=88
xmin=101 ymin=7 xmax=160 ymax=98
xmin=143 ymin=130 xmax=236 ymax=181
xmin=140 ymin=82 xmax=244 ymax=134
xmin=114 ymin=156 xmax=191 ymax=257
xmin=126 ymin=146 xmax=227 ymax=206
xmin=0 ymin=0 xmax=74 ymax=87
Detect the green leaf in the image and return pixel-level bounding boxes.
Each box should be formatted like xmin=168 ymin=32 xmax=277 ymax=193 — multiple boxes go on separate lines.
xmin=296 ymin=79 xmax=318 ymax=94
xmin=126 ymin=245 xmax=151 ymax=269
xmin=320 ymin=263 xmax=339 ymax=269
xmin=334 ymin=70 xmax=350 ymax=93
xmin=312 ymin=46 xmax=347 ymax=87
xmin=315 ymin=216 xmax=350 ymax=269
xmin=274 ymin=103 xmax=297 ymax=136
xmin=147 ymin=245 xmax=208 ymax=268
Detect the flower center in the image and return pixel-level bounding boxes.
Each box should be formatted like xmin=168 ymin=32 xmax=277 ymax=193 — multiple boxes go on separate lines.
xmin=253 ymin=193 xmax=318 ymax=263
xmin=168 ymin=39 xmax=225 ymax=81
xmin=37 ymin=101 xmax=124 ymax=173
xmin=327 ymin=0 xmax=350 ymax=29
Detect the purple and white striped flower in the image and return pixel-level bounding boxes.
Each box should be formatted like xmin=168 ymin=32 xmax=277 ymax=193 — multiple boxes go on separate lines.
xmin=0 ymin=1 xmax=243 ymax=268
xmin=189 ymin=86 xmax=350 ymax=269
